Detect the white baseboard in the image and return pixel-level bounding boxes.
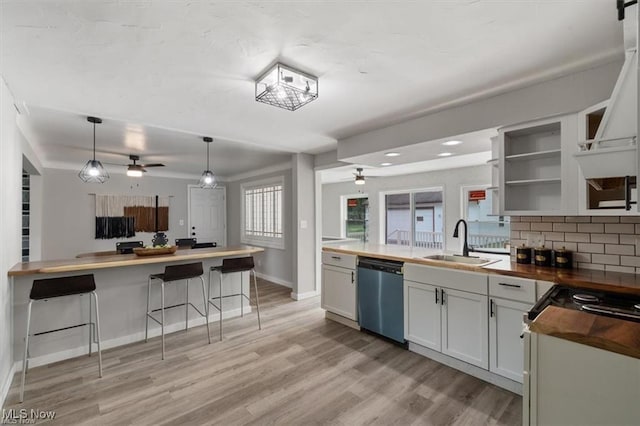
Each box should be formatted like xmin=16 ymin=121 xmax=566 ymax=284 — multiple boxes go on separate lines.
xmin=290 ymin=290 xmax=318 ymax=300
xmin=325 ymin=311 xmax=360 ymax=330
xmin=1 ymin=363 xmax=16 ymax=409
xmin=254 ymin=272 xmax=292 ymax=288
xmin=408 ymin=342 xmax=523 ymax=395
xmin=12 ymin=307 xmax=250 ymax=372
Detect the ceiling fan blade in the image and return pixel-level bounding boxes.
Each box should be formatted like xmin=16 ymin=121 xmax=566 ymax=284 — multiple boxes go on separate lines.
xmin=102 ymin=161 xmax=128 ymax=166
xmin=140 ymin=163 xmax=165 ymax=168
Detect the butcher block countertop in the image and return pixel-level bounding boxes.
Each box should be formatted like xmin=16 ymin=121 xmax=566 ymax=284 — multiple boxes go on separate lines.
xmin=530 ymin=306 xmax=640 ymax=359
xmin=323 ymin=243 xmax=640 ymax=295
xmin=8 ymin=245 xmax=264 ymax=277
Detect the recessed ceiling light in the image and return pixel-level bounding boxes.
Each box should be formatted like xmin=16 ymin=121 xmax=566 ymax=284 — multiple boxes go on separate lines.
xmin=438 ymin=152 xmax=453 ymax=157
xmin=380 ymin=162 xmax=392 ymax=166
xmin=442 ymin=140 xmax=463 ymax=146
xmin=385 ymin=152 xmax=401 ymax=157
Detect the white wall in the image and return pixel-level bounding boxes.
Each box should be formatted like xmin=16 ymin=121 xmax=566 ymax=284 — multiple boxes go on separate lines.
xmin=292 ymin=154 xmax=316 ymax=298
xmin=322 ymin=165 xmax=491 ymax=252
xmin=0 ymin=77 xmax=22 ymax=407
xmin=227 ymin=169 xmax=294 ymax=288
xmin=40 ymin=168 xmax=195 ymax=259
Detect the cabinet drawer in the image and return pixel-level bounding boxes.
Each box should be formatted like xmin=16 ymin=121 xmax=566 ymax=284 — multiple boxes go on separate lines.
xmin=404 ymin=263 xmax=488 ymax=295
xmin=489 ymin=275 xmax=536 ymax=303
xmin=322 ymin=251 xmax=357 ymax=269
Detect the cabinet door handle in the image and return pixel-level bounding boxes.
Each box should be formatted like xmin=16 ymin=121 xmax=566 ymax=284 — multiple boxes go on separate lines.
xmin=435 ymin=288 xmax=439 ymax=304
xmin=490 ymin=299 xmax=495 ymax=317
xmin=331 ymin=256 xmax=342 ymax=260
xmin=441 ymin=289 xmax=446 ymax=305
xmin=351 ymin=271 xmax=355 ymax=284
xmin=499 ymin=282 xmax=521 ymax=289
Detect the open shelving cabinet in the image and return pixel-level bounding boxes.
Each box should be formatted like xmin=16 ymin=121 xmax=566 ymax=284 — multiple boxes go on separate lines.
xmin=499 ymin=115 xmax=577 ymax=215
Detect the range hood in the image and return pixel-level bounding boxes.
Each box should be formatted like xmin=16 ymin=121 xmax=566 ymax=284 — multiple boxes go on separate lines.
xmin=574 ymin=4 xmax=637 ymax=179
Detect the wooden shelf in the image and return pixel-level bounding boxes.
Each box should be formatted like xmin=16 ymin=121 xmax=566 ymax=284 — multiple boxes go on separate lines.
xmin=505 ymin=178 xmax=561 ymax=186
xmin=504 ymin=149 xmax=561 ymax=162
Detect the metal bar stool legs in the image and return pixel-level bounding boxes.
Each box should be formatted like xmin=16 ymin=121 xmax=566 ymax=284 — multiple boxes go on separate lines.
xmin=145 ymin=262 xmax=210 ymax=360
xmin=20 ymin=274 xmax=102 ymax=403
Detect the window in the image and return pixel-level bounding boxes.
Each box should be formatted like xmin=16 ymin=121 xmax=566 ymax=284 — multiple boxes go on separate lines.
xmin=343 ymin=195 xmax=369 ymax=242
xmin=463 ymin=186 xmax=510 ymax=253
xmin=241 ymin=177 xmax=284 ymax=249
xmin=384 ymin=188 xmax=443 ymax=249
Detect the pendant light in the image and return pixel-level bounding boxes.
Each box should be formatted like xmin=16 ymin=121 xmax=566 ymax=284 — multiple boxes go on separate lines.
xmin=199 ymin=137 xmax=217 ymax=189
xmin=78 ymin=116 xmax=109 ymax=183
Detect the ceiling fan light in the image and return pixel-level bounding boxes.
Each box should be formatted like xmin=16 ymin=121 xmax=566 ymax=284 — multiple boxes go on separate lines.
xmin=79 ymin=159 xmax=109 ymax=183
xmin=127 ymin=168 xmax=143 ymax=177
xmin=355 ymin=175 xmax=366 ymax=185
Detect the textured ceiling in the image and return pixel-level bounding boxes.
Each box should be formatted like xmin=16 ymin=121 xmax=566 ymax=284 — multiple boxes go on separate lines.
xmin=0 ymin=1 xmax=624 ymax=174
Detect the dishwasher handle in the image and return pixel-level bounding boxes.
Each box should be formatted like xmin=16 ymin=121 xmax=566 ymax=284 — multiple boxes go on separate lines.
xmin=358 ymin=257 xmax=403 ymax=275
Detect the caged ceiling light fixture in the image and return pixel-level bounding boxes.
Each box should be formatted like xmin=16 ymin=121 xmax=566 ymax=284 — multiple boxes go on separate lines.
xmin=255 ymin=62 xmax=318 ymax=111
xmin=78 ymin=116 xmax=109 ymax=183
xmin=198 ymin=137 xmax=217 ymax=189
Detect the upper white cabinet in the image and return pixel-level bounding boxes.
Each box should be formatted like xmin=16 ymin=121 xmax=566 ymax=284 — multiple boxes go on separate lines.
xmin=499 ymin=114 xmax=578 ymax=215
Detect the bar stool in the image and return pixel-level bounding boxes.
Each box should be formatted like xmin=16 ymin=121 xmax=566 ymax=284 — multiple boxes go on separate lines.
xmin=145 ymin=262 xmax=211 ymax=359
xmin=208 ymin=257 xmax=261 ymax=341
xmin=20 ymin=274 xmax=102 ymax=402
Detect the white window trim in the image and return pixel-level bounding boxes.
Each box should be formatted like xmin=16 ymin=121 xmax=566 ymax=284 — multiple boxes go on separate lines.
xmin=240 ymin=176 xmax=285 ymax=250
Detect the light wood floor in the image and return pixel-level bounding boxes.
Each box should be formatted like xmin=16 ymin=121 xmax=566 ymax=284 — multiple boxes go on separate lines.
xmin=5 ymin=280 xmax=521 ymax=425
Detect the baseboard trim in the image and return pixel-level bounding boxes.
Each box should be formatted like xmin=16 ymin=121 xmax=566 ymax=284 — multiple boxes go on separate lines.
xmin=0 ymin=363 xmax=16 ymax=409
xmin=408 ymin=342 xmax=523 ymax=395
xmin=290 ymin=290 xmax=318 ymax=300
xmin=255 ymin=272 xmax=292 ymax=288
xmin=325 ymin=311 xmax=360 ymax=330
xmin=12 ymin=307 xmax=251 ymax=372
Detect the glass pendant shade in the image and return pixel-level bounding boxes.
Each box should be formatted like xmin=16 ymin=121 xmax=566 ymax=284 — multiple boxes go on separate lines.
xmin=199 ymin=137 xmax=217 ymax=189
xmin=78 ymin=117 xmax=109 ymax=183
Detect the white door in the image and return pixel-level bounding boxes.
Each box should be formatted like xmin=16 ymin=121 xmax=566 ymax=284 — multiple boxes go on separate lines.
xmin=441 ymin=288 xmax=489 ymax=369
xmin=489 ymin=298 xmax=530 ymax=383
xmin=404 ymin=280 xmax=441 ymax=351
xmin=321 ymin=264 xmax=357 ymax=320
xmin=188 ymin=186 xmax=226 ymax=246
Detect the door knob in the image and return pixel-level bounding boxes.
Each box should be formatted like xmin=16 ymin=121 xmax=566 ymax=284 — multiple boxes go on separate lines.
xmin=191 ymin=232 xmax=196 ymax=236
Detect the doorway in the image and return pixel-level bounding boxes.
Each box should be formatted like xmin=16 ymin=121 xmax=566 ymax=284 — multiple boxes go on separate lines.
xmin=188 ymin=185 xmax=227 ymax=247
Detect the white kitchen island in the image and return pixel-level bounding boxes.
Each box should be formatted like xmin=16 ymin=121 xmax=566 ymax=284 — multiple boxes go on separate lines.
xmin=8 ymin=245 xmax=263 ymax=369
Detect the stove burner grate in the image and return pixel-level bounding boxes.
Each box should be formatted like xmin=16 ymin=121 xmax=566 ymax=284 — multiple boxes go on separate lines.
xmin=573 ymin=294 xmax=600 ymax=304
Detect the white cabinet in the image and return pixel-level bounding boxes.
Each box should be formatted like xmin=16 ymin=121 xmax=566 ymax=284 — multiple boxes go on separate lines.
xmin=321 ymin=252 xmax=357 ymax=321
xmin=404 ymin=281 xmax=441 ymax=351
xmin=403 ymin=264 xmax=488 ymax=369
xmin=442 ymin=288 xmax=489 ymax=369
xmin=489 ymin=297 xmax=530 ymax=382
xmin=499 ymin=114 xmax=578 ymax=215
xmin=488 ymin=274 xmax=536 ymax=383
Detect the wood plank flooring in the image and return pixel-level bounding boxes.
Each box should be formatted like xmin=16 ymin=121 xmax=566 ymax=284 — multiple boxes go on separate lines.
xmin=4 ymin=280 xmax=522 ymax=425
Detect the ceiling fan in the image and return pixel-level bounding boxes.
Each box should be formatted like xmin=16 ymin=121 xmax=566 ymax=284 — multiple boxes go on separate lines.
xmin=107 ymin=154 xmax=165 ymax=177
xmin=354 ymin=167 xmax=366 ymax=185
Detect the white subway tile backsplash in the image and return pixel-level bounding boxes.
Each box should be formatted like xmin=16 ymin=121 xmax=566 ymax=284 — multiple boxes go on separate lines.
xmin=605 ymin=265 xmax=636 ymax=274
xmin=621 ymin=256 xmax=640 ymax=267
xmin=591 ymin=254 xmax=620 ymax=265
xmin=564 ymin=216 xmax=591 ymax=223
xmin=605 ymin=223 xmax=635 ymax=234
xmin=577 ymin=223 xmax=604 ymax=233
xmin=605 ymin=244 xmax=635 ymax=256
xmin=531 ymin=222 xmax=553 ymax=232
xmin=591 ymin=217 xmax=620 ymax=223
xmin=511 ymin=223 xmax=530 ymax=231
xmin=553 ymin=223 xmax=576 ymax=232
xmin=514 ymin=216 xmax=640 ymax=273
xmin=565 ymin=233 xmax=590 ymax=243
xmin=577 ymin=243 xmax=605 ymax=253
xmin=590 ymin=233 xmax=619 ymax=244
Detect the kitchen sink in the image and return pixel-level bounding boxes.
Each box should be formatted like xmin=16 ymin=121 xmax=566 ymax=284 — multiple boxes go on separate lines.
xmin=422 ymin=254 xmax=498 ymax=266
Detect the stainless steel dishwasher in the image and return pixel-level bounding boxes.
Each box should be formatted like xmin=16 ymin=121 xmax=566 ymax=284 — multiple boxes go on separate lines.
xmin=357 ymin=257 xmax=405 ymax=344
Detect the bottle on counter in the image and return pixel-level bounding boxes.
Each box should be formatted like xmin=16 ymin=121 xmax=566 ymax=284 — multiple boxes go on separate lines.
xmin=516 ymin=244 xmax=532 ymax=264
xmin=534 ymin=245 xmax=552 ymax=267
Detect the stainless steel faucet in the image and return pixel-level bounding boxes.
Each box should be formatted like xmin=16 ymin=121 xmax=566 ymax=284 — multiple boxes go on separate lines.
xmin=453 ymin=219 xmax=469 ymax=257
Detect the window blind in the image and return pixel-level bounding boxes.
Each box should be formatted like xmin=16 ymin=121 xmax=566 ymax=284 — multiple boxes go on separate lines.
xmin=244 ymin=183 xmax=283 ymax=240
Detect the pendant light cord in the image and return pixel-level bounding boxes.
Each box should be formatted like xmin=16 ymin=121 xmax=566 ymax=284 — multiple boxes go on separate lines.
xmin=92 ymin=122 xmax=96 ymax=161
xmin=207 ymin=141 xmax=210 ymax=170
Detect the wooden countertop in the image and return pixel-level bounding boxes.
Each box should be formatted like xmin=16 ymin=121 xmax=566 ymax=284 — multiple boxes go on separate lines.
xmin=530 ymin=306 xmax=640 ymax=359
xmin=8 ymin=245 xmax=264 ymax=277
xmin=323 ymin=243 xmax=640 ymax=295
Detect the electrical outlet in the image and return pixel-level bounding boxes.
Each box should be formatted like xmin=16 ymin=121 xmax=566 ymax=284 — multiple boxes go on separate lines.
xmin=179 ymin=219 xmax=184 ymax=226
xmin=525 ymin=232 xmax=545 ymax=248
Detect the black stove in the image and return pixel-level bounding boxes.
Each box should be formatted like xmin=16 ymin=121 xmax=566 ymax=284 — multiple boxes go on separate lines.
xmin=529 ymin=285 xmax=640 ymax=323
